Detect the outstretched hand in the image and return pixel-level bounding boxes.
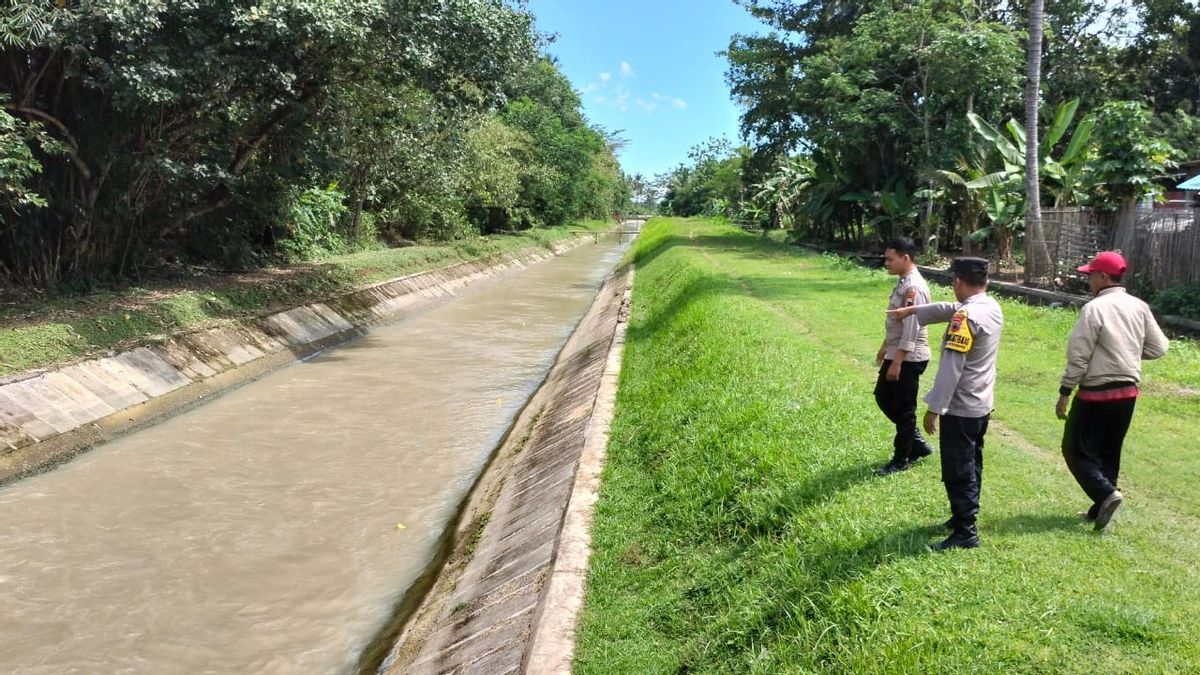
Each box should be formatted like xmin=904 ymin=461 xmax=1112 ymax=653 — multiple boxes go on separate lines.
xmin=887 ymin=305 xmax=917 ymax=320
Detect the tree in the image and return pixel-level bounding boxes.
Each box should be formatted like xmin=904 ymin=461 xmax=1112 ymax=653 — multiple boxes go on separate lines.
xmin=1087 ymin=101 xmax=1176 ymax=209
xmin=0 ymin=0 xmax=61 ymax=219
xmin=731 ymin=1 xmax=1022 ymax=245
xmin=1024 ymin=0 xmax=1051 ymax=282
xmin=661 ymin=138 xmax=748 ymax=218
xmin=959 ymin=100 xmax=1095 ymax=264
xmin=1 ymin=0 xmax=613 ymax=287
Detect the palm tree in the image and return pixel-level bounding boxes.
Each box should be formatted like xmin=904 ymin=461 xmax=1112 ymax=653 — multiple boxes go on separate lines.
xmin=1023 ymin=0 xmax=1050 ymax=283
xmin=930 ymin=138 xmax=993 ymax=255
xmin=958 ymin=101 xmax=1095 ymax=267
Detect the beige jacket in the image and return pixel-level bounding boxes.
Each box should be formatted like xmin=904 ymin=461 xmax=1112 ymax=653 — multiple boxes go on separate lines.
xmin=1061 ymin=287 xmax=1169 ymax=390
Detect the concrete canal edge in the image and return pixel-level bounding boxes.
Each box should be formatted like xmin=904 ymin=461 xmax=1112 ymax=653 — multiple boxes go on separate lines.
xmin=524 ymin=271 xmax=631 ymax=674
xmin=0 ymin=235 xmax=594 ymax=487
xmin=372 ymin=264 xmax=633 ymax=675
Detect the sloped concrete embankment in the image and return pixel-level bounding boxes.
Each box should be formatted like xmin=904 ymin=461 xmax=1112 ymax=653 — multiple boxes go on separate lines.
xmin=374 ymin=264 xmax=632 ymax=675
xmin=0 ymin=237 xmax=590 ymax=486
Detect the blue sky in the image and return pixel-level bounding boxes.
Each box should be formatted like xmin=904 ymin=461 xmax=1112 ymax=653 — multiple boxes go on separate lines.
xmin=525 ymin=1 xmax=766 ymax=180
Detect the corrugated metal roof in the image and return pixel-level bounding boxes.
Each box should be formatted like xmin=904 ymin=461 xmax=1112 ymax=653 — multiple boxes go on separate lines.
xmin=1177 ymin=174 xmax=1200 ymax=190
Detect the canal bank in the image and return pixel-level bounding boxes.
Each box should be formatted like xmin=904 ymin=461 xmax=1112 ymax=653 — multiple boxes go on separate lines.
xmin=0 ymin=231 xmax=635 ymax=674
xmin=374 ymin=262 xmax=632 ymax=675
xmin=0 ymin=232 xmax=604 ymax=486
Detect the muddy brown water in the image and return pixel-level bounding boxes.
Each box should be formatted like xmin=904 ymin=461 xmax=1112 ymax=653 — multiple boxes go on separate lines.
xmin=0 ymin=235 xmax=630 ymax=674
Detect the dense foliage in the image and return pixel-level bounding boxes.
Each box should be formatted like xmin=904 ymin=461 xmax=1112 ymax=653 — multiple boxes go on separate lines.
xmin=0 ymin=1 xmax=627 ymax=288
xmin=664 ymin=0 xmax=1200 ymax=260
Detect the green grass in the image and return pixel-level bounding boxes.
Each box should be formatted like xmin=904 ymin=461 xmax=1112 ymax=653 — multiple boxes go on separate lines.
xmin=0 ymin=221 xmax=611 ymax=376
xmin=574 ymin=217 xmax=1200 ymax=673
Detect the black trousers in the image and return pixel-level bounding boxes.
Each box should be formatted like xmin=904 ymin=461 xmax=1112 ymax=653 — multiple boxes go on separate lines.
xmin=1062 ymin=396 xmax=1136 ymax=514
xmin=874 ymin=359 xmax=930 ymax=461
xmin=940 ymin=413 xmax=990 ymax=529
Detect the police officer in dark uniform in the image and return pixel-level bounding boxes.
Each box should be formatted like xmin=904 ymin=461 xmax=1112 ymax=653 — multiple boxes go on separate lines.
xmin=874 ymin=237 xmax=935 ymax=476
xmin=889 ymin=257 xmax=1004 ymax=550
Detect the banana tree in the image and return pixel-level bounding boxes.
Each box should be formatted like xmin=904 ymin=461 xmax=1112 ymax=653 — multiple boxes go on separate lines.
xmin=956 ymin=99 xmax=1094 ymax=265
xmin=965 ymin=98 xmax=1095 ymax=207
xmin=841 ymin=178 xmax=919 ymax=242
xmin=751 ymin=154 xmax=815 ymax=230
xmin=800 ymin=153 xmax=861 ymax=243
xmin=929 ymin=137 xmax=994 ymax=255
xmin=978 ymin=184 xmax=1023 ymax=266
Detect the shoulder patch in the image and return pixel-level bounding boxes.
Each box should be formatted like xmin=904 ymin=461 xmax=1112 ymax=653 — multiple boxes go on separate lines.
xmin=945 ymin=309 xmax=974 ymax=353
xmin=904 ymin=289 xmax=917 ymax=306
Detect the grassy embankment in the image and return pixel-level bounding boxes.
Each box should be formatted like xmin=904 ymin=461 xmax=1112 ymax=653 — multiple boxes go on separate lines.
xmin=575 ymin=217 xmax=1200 ymax=673
xmin=0 ymin=221 xmax=611 ymax=377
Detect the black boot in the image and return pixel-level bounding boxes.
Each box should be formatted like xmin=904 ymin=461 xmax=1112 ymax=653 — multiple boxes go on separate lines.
xmin=935 ymin=524 xmax=980 ymax=550
xmin=908 ymin=431 xmax=935 ymax=461
xmin=940 ymin=480 xmax=980 ymax=548
xmin=875 ymin=458 xmax=910 ymax=476
xmin=909 ymin=442 xmax=934 ymax=462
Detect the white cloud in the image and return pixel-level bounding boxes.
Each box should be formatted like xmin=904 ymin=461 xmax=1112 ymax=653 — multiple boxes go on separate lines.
xmin=583 ymin=67 xmax=689 ymax=116
xmin=651 ymin=92 xmax=688 ymax=110
xmin=636 ymin=97 xmax=658 ymax=113
xmin=613 ymin=85 xmax=631 ymax=110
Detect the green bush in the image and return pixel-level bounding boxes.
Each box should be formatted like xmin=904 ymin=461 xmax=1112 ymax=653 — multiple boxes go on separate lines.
xmin=279 ymin=184 xmax=350 ymax=260
xmin=1150 ymin=283 xmax=1200 ymax=321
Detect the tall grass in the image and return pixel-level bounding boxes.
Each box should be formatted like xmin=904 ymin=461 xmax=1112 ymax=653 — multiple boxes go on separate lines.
xmin=575 ymin=217 xmax=1200 ymax=673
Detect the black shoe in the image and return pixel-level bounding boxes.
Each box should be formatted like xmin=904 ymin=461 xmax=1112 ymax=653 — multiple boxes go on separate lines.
xmin=943 ymin=518 xmax=954 ymax=530
xmin=1094 ymin=490 xmax=1123 ymax=531
xmin=908 ymin=444 xmax=934 ymax=462
xmin=934 ymin=528 xmax=980 ymax=550
xmin=875 ymin=459 xmax=910 ymax=476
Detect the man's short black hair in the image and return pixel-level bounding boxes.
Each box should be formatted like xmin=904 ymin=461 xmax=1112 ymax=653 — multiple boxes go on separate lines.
xmin=885 ymin=236 xmax=919 ymax=260
xmin=950 ymin=257 xmax=989 ymax=286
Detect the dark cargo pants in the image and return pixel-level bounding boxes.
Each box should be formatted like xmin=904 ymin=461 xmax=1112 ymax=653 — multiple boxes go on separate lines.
xmin=874 ymin=359 xmax=931 ymax=462
xmin=940 ymin=413 xmax=990 ymax=529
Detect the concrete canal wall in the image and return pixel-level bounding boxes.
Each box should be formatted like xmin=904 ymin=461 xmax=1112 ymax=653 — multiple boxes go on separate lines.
xmin=0 ymin=236 xmax=593 ymax=486
xmin=376 ymin=262 xmax=633 ymax=675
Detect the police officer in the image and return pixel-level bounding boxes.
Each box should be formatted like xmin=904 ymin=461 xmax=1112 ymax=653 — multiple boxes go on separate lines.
xmin=1057 ymin=251 xmax=1169 ymax=530
xmin=874 ymin=237 xmax=934 ymax=476
xmin=889 ymin=257 xmax=1003 ymax=550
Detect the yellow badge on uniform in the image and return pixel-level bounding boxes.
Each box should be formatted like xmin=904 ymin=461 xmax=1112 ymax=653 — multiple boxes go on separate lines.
xmin=945 ymin=309 xmax=973 ymax=353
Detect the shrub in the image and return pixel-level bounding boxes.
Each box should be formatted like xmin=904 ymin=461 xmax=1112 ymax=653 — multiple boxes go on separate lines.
xmin=1150 ymin=283 xmax=1200 ymax=321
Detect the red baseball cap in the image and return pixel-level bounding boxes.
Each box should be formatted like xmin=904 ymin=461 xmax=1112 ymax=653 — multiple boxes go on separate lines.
xmin=1077 ymin=251 xmax=1127 ymax=276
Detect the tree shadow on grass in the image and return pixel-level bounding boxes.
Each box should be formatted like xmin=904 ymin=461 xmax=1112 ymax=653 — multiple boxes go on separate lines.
xmin=742 ymin=460 xmax=879 ymax=540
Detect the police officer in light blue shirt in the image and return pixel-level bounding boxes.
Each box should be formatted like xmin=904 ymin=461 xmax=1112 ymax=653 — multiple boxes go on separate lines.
xmin=889 ymin=257 xmax=1003 ymax=550
xmin=873 ymin=237 xmax=934 ymax=476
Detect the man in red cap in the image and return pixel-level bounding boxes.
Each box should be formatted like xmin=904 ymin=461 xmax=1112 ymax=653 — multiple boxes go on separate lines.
xmin=1057 ymin=251 xmax=1169 ymax=531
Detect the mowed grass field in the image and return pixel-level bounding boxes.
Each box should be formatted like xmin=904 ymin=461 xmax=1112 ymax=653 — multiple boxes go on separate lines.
xmin=574 ymin=217 xmax=1200 ymax=673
